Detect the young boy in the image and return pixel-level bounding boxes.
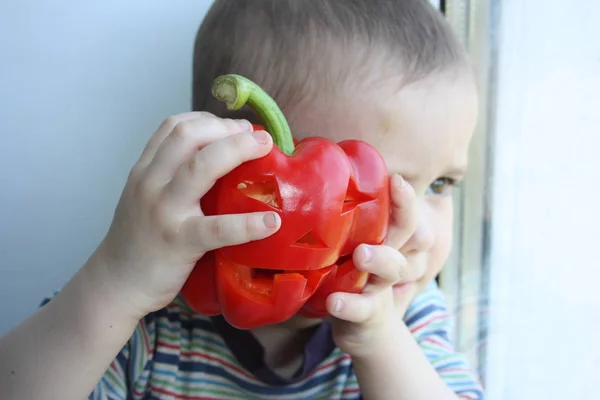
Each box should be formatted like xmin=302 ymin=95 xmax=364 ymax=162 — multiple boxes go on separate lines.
xmin=0 ymin=0 xmax=483 ymax=399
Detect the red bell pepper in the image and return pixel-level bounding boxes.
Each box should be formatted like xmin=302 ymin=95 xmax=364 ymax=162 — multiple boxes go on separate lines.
xmin=180 ymin=74 xmax=389 ymax=329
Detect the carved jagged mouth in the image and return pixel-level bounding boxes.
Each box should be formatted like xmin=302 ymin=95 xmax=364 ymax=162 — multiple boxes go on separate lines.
xmin=245 ymin=254 xmax=348 ymax=285
xmin=251 ymin=268 xmax=287 ymax=280
xmin=247 ymin=267 xmax=310 ymax=286
xmin=335 ymin=254 xmax=353 ymax=265
xmin=236 ymin=264 xmax=334 ymax=298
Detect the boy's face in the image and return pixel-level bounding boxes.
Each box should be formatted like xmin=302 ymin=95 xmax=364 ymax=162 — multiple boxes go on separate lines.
xmin=288 ymin=70 xmax=479 ymax=312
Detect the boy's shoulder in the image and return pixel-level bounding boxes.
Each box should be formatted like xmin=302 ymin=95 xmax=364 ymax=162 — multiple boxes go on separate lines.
xmin=404 ymin=280 xmax=454 ymax=336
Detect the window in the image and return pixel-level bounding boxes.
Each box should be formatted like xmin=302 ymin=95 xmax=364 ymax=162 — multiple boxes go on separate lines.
xmin=433 ymin=0 xmax=496 ymax=384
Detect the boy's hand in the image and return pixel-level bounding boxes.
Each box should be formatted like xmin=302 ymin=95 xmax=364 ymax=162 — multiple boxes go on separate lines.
xmin=327 ymin=174 xmax=419 ymax=358
xmin=93 ymin=112 xmax=281 ymax=319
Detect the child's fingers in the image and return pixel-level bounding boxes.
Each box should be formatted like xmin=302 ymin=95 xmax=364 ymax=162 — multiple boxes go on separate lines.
xmin=353 ymin=244 xmax=408 ymax=291
xmin=326 ymin=292 xmax=375 ymax=324
xmin=136 ymin=112 xmax=218 ymax=168
xmin=165 ymin=130 xmax=273 ymax=206
xmin=144 ymin=116 xmax=253 ymax=185
xmin=184 ymin=211 xmax=280 ymax=251
xmin=384 ymin=174 xmax=419 ymax=250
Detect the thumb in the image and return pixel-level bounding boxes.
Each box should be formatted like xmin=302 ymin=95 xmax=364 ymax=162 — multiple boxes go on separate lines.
xmin=326 ymin=292 xmax=376 ymax=324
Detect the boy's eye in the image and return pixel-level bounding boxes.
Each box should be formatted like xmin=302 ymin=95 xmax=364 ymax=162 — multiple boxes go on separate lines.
xmin=427 ymin=177 xmax=456 ymax=196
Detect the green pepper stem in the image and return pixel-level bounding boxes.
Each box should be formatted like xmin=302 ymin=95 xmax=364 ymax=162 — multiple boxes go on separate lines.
xmin=211 ymin=74 xmax=295 ymax=155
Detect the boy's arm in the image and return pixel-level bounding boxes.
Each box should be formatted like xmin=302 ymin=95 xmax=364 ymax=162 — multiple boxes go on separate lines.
xmin=1 ymin=113 xmax=277 ymax=400
xmin=352 ymin=282 xmax=484 ymax=400
xmin=0 ymin=252 xmax=140 ymax=400
xmin=352 ymin=321 xmax=463 ymax=400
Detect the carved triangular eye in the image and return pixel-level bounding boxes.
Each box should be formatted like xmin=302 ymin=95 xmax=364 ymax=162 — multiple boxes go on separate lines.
xmin=293 ymin=230 xmax=328 ymax=248
xmin=237 ymin=179 xmax=282 ymax=210
xmin=342 ymin=178 xmax=375 ymax=214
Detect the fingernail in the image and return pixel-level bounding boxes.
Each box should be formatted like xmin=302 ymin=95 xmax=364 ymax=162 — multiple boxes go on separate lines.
xmin=392 ymin=174 xmax=404 ymax=189
xmin=263 ymin=212 xmax=279 ymax=228
xmin=334 ymin=298 xmax=343 ymax=314
xmin=252 ymin=130 xmax=270 ymax=145
xmin=236 ymin=119 xmax=253 ymax=131
xmin=362 ymin=245 xmax=372 ymax=263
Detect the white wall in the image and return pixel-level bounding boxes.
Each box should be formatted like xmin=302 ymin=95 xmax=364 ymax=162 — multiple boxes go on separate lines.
xmin=0 ymin=0 xmax=213 ymax=335
xmin=2 ymin=1 xmax=599 ymax=398
xmin=485 ymin=1 xmax=600 ymax=399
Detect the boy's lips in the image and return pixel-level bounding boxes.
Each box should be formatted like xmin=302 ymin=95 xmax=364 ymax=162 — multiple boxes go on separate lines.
xmin=392 ymin=281 xmax=415 ymax=294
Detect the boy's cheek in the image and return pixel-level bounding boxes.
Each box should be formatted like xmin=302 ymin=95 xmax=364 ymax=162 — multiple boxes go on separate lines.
xmin=424 ymin=240 xmax=452 ymax=287
xmin=424 ymin=204 xmax=454 ymax=279
xmin=393 ymin=284 xmax=419 ymax=315
xmin=405 ymin=238 xmax=450 ymax=302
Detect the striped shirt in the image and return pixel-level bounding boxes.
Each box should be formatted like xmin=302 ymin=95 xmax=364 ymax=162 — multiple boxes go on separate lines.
xmin=41 ymin=281 xmax=483 ymax=399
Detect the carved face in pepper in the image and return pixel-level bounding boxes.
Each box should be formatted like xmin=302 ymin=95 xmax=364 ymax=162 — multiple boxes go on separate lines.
xmin=180 ymin=75 xmax=390 ymax=329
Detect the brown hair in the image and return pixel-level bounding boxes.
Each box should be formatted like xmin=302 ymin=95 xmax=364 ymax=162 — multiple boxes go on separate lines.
xmin=192 ymin=0 xmax=468 ymax=119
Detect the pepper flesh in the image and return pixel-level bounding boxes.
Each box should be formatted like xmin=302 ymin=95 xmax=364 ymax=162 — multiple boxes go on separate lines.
xmin=180 ymin=74 xmax=389 ymax=329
